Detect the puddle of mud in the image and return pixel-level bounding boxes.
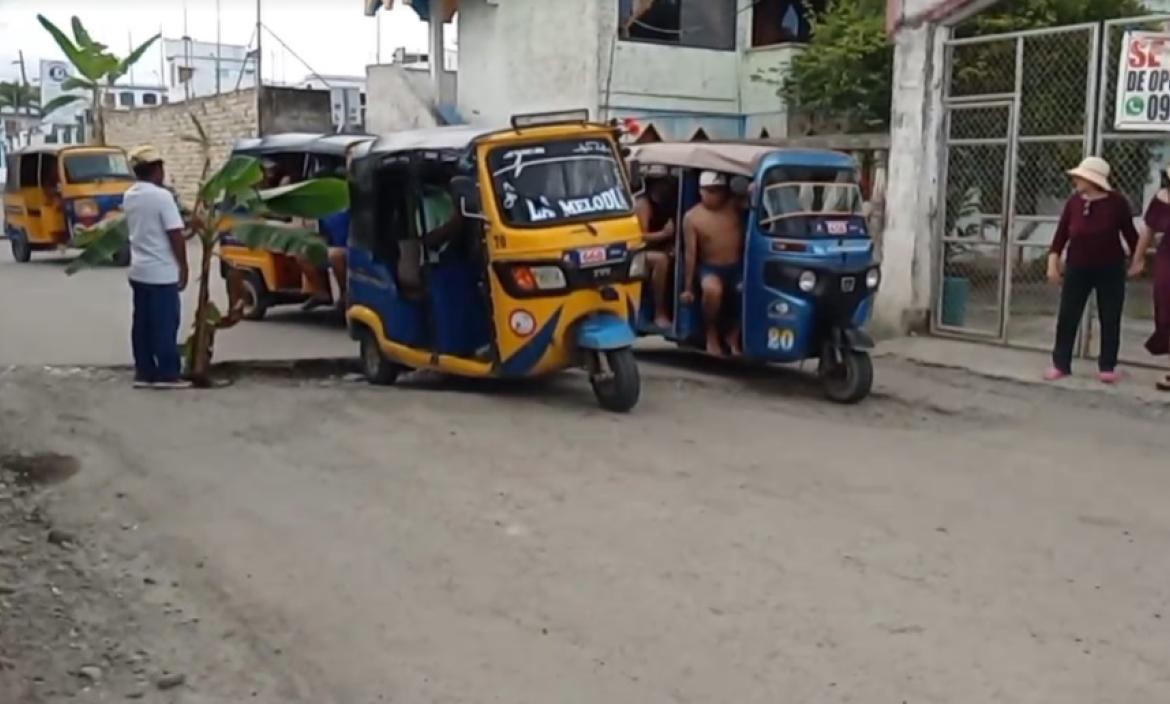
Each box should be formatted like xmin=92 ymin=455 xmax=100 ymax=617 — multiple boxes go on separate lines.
xmin=0 ymin=452 xmax=81 ymax=485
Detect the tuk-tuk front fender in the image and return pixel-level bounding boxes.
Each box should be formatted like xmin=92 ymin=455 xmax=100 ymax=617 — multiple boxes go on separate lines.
xmin=576 ymin=313 xmax=636 ymax=351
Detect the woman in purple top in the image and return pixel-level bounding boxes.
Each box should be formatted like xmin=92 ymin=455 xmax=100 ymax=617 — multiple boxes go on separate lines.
xmin=1045 ymin=157 xmax=1139 ymax=383
xmin=1129 ymin=167 xmax=1170 ymax=391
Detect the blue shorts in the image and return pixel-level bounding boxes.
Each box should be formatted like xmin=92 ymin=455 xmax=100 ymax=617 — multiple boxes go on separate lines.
xmin=699 ymin=263 xmax=742 ymax=290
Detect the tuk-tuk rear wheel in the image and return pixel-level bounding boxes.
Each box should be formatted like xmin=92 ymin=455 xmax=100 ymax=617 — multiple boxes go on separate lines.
xmin=10 ymin=234 xmax=31 ymax=263
xmin=359 ymin=329 xmax=399 ymax=386
xmin=819 ymin=350 xmax=873 ymax=404
xmin=589 ymin=348 xmax=640 ymax=413
xmin=239 ymin=271 xmax=269 ymax=321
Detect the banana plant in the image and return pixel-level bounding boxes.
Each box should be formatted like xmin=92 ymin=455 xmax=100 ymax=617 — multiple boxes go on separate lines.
xmin=68 ymin=115 xmax=347 ymax=387
xmin=36 ymin=15 xmax=161 ymax=143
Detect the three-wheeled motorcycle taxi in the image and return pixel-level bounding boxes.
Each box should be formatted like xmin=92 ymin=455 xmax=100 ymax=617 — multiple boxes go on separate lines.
xmin=346 ymin=111 xmax=647 ymax=412
xmin=219 ymin=132 xmax=373 ymax=319
xmin=628 ymin=142 xmax=880 ymax=403
xmin=3 ymin=144 xmax=133 ymax=264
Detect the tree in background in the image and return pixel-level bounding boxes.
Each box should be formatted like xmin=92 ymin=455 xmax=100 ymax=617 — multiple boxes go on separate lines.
xmin=785 ymin=0 xmax=1149 ymax=133
xmin=35 ymin=15 xmax=160 ymax=144
xmin=0 ymin=81 xmax=42 ymax=115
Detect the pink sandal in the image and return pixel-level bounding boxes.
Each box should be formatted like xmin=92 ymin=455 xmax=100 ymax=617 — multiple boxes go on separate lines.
xmin=1043 ymin=367 xmax=1069 ymax=381
xmin=1097 ymin=370 xmax=1121 ymax=384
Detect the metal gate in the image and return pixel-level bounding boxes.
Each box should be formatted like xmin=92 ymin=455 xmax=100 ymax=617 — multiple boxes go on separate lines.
xmin=936 ymin=15 xmax=1170 ymax=366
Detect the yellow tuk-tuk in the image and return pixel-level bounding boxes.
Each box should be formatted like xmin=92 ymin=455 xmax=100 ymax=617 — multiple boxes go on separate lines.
xmin=3 ymin=144 xmax=133 ymax=264
xmin=346 ymin=111 xmax=647 ymax=412
xmin=219 ymin=132 xmax=373 ymax=319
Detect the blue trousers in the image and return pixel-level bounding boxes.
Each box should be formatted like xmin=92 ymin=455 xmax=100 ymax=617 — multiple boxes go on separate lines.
xmin=130 ymin=280 xmax=181 ymax=383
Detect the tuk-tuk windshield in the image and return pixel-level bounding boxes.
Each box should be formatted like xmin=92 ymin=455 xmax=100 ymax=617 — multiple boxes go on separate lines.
xmin=63 ymin=152 xmax=132 ymax=184
xmin=759 ymin=166 xmax=863 ymax=234
xmin=487 ymin=137 xmax=632 ymax=227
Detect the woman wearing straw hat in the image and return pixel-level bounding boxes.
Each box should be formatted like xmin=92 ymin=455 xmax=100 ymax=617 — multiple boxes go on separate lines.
xmin=1128 ymin=166 xmax=1170 ymax=390
xmin=1045 ymin=156 xmax=1139 ymax=383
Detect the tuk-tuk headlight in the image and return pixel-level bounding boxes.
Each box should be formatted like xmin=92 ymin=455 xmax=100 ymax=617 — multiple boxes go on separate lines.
xmin=797 ymin=270 xmax=818 ymax=293
xmin=510 ymin=264 xmax=567 ymax=292
xmin=865 ymin=267 xmax=881 ymax=289
xmin=628 ymin=251 xmax=647 ymax=279
xmin=74 ymin=199 xmax=99 ymax=218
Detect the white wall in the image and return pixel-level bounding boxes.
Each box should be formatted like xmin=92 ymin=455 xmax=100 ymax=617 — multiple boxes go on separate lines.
xmin=456 ymin=0 xmax=601 ymax=126
xmin=739 ymin=45 xmax=801 ymax=138
xmin=365 ymin=64 xmax=442 ymax=134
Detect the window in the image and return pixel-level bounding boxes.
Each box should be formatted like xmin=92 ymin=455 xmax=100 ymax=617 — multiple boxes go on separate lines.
xmin=5 ymin=155 xmax=19 ymax=193
xmin=142 ymin=93 xmax=158 ymax=106
xmin=752 ymin=0 xmax=823 ymax=46
xmin=18 ymin=153 xmax=38 ymax=188
xmin=64 ymin=153 xmax=132 ymax=183
xmin=103 ymin=93 xmax=116 ymax=108
xmin=119 ymin=92 xmax=135 ymax=108
xmin=618 ymin=0 xmax=736 ymax=51
xmin=162 ymin=95 xmax=170 ymax=104
xmin=487 ymin=138 xmax=632 ymax=228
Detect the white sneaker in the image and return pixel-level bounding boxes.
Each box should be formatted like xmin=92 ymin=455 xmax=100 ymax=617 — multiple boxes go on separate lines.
xmin=152 ymin=380 xmax=193 ymax=390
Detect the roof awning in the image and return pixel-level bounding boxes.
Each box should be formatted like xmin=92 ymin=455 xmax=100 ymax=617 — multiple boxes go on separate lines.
xmin=364 ymin=0 xmax=459 ymax=22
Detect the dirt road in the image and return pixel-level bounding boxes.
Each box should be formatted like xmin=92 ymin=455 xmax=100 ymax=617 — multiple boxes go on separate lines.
xmin=1 ymin=357 xmax=1168 ymax=703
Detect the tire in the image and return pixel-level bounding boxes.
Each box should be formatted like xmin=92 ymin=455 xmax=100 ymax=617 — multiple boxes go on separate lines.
xmin=590 ymin=347 xmax=641 ymax=413
xmin=10 ymin=233 xmax=31 ymax=263
xmin=239 ymin=270 xmax=269 ymax=321
xmin=359 ymin=328 xmax=399 ymax=386
xmin=112 ymin=244 xmax=131 ymax=267
xmin=820 ymin=350 xmax=874 ymax=404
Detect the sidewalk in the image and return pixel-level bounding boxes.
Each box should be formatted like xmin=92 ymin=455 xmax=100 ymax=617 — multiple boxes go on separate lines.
xmin=878 ymin=335 xmax=1169 ymax=405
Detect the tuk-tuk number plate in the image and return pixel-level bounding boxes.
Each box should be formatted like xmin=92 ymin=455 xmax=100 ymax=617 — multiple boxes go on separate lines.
xmin=827 ymin=221 xmax=849 ymax=235
xmin=579 ymin=246 xmax=608 ymax=266
xmin=841 ymin=277 xmax=856 ymax=293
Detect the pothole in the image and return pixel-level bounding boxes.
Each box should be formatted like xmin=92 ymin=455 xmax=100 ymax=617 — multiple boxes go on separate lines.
xmin=0 ymin=452 xmax=81 ymax=485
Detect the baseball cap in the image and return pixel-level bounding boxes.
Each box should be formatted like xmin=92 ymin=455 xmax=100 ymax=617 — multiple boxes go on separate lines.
xmin=128 ymin=144 xmax=164 ymax=167
xmin=699 ymin=171 xmax=726 ymax=188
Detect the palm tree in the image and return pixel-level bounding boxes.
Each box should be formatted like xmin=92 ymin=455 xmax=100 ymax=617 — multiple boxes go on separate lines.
xmin=0 ymin=80 xmax=41 ymax=115
xmin=36 ymin=15 xmax=160 ymax=144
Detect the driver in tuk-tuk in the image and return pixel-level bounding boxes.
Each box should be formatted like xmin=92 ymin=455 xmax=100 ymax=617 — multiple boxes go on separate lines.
xmin=634 ymin=166 xmax=677 ymax=329
xmin=680 ymin=171 xmax=745 ymax=356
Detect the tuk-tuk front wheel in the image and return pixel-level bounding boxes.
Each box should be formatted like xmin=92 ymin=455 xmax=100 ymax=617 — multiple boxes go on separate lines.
xmin=359 ymin=328 xmax=399 ymax=386
xmin=10 ymin=233 xmax=31 ymax=263
xmin=819 ymin=349 xmax=873 ymax=404
xmin=589 ymin=347 xmax=640 ymax=413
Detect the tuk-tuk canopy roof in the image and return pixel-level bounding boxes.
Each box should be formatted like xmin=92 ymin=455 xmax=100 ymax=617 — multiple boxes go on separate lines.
xmin=10 ymin=144 xmax=124 ymax=157
xmin=231 ymin=132 xmax=373 ymax=157
xmin=362 ymin=124 xmax=499 ymax=156
xmin=629 ymin=142 xmax=857 ymax=178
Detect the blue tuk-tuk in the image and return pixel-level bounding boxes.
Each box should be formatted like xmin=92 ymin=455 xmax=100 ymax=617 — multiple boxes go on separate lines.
xmin=628 ymin=142 xmax=880 ymax=403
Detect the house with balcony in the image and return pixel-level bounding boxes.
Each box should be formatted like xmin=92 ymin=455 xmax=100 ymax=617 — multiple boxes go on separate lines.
xmin=366 ymin=0 xmax=824 ymax=140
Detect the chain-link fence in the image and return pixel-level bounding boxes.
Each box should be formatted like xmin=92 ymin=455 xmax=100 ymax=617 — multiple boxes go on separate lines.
xmin=937 ymin=17 xmax=1170 ymax=367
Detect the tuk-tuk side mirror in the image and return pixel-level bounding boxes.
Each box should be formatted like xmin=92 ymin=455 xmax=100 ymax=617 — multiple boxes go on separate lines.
xmin=729 ymin=175 xmax=750 ymax=198
xmin=627 ymin=160 xmax=644 ymax=195
xmin=450 ymin=175 xmax=485 ymax=221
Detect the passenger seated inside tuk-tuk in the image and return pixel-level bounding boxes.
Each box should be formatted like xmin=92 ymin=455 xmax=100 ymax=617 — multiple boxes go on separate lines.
xmin=635 ymin=169 xmax=678 ymax=329
xmin=261 ymin=159 xmax=293 ymax=188
xmin=681 ymin=171 xmax=745 ymax=356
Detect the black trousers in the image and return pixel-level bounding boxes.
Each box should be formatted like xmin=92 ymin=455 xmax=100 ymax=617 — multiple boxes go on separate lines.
xmin=1052 ymin=263 xmax=1126 ymax=372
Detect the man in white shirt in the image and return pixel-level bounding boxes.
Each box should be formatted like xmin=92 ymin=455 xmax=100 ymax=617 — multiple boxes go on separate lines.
xmin=123 ymin=145 xmax=190 ymax=389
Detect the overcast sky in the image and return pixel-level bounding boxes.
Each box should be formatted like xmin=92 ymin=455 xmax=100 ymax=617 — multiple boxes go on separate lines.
xmin=0 ymin=0 xmax=441 ymax=86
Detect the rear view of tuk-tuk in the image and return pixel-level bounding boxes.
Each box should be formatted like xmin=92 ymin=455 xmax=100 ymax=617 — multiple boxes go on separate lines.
xmin=747 ymin=151 xmax=880 ymax=402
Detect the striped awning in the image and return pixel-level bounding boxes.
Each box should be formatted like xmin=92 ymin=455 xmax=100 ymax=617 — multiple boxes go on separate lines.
xmin=363 ymin=0 xmax=459 ymax=22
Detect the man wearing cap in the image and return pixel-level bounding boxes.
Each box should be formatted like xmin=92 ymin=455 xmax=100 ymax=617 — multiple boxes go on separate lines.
xmin=123 ymin=145 xmax=190 ymax=389
xmin=681 ymin=170 xmax=744 ymax=356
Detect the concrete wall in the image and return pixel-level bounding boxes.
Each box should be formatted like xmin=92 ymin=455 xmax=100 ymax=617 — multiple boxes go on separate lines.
xmin=456 ymin=0 xmax=602 ymax=125
xmin=740 ymin=44 xmax=802 ymax=138
xmin=259 ymin=87 xmax=334 ymax=135
xmin=105 ymin=90 xmax=257 ymax=205
xmin=365 ymin=64 xmax=443 ymax=134
xmin=104 ymin=87 xmax=333 ymax=204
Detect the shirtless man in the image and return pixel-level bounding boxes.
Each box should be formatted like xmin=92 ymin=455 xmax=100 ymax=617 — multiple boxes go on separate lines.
xmin=680 ymin=171 xmax=745 ymax=356
xmin=634 ymin=173 xmax=676 ymax=329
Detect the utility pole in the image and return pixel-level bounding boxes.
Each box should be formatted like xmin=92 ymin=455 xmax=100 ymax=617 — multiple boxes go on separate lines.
xmin=255 ymin=0 xmax=263 ymax=133
xmin=215 ymin=0 xmax=222 ymax=95
xmin=16 ymin=50 xmax=29 ymax=115
xmin=128 ymin=31 xmax=136 ymax=84
xmin=376 ymin=11 xmax=382 ymax=64
xmin=428 ymin=17 xmax=442 ymax=106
